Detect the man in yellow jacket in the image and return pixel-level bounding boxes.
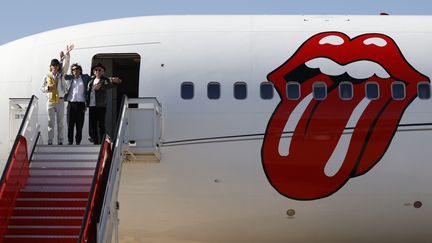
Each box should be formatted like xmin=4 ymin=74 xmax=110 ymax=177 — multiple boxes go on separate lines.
xmin=41 ymin=45 xmax=73 ymax=145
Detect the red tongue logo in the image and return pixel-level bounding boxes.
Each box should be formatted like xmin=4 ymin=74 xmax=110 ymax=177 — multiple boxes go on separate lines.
xmin=262 ymin=32 xmax=430 ymax=200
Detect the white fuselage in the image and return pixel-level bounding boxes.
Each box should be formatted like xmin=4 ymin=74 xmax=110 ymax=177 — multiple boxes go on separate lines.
xmin=0 ymin=15 xmax=431 ymax=242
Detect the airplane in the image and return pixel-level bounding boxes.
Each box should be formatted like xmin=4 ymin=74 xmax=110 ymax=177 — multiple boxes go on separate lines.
xmin=0 ymin=15 xmax=431 ymax=242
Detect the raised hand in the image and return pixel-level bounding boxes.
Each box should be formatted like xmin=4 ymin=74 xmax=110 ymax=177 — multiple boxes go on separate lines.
xmin=66 ymin=44 xmax=74 ymax=54
xmin=93 ymin=83 xmax=102 ymax=90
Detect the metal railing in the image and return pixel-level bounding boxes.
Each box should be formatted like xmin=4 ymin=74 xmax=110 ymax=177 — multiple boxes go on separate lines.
xmin=0 ymin=95 xmax=39 ymax=241
xmin=79 ymin=135 xmax=113 ymax=243
xmin=127 ymin=98 xmax=162 ymax=159
xmin=96 ymin=96 xmax=129 ymax=243
xmin=96 ymin=96 xmax=162 ymax=243
xmin=17 ymin=95 xmax=40 ymax=157
xmin=18 ymin=95 xmax=40 ymax=158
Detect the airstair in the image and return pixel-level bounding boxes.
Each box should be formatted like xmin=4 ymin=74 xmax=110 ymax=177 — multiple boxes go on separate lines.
xmin=3 ymin=144 xmax=100 ymax=242
xmin=0 ymin=95 xmax=162 ymax=243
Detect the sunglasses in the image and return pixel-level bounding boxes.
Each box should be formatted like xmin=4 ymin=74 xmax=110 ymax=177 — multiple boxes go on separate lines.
xmin=94 ymin=68 xmax=103 ymax=72
xmin=72 ymin=68 xmax=80 ymax=71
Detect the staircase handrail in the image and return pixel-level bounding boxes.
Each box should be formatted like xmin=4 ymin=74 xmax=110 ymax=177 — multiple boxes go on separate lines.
xmin=78 ymin=135 xmax=113 ymax=243
xmin=17 ymin=95 xmax=40 ymax=158
xmin=96 ymin=96 xmax=163 ymax=242
xmin=96 ymin=95 xmax=129 ymax=243
xmin=0 ymin=95 xmax=39 ymax=241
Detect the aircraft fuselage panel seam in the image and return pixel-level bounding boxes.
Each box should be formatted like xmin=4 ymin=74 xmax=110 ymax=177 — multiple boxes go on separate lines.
xmin=162 ymin=123 xmax=432 ymax=147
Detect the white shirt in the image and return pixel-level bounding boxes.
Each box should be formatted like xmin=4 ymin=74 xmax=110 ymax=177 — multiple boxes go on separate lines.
xmin=68 ymin=76 xmax=86 ymax=102
xmin=89 ymin=78 xmax=100 ymax=107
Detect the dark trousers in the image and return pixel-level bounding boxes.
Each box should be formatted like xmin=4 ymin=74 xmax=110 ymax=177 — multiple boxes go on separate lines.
xmin=89 ymin=106 xmax=106 ymax=144
xmin=67 ymin=102 xmax=85 ymax=145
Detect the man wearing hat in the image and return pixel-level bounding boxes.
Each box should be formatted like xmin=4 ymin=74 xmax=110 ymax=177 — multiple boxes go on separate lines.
xmin=41 ymin=44 xmax=74 ymax=145
xmin=86 ymin=63 xmax=122 ymax=144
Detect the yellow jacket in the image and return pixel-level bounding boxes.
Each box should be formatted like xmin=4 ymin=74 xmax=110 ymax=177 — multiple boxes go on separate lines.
xmin=41 ymin=53 xmax=70 ymax=104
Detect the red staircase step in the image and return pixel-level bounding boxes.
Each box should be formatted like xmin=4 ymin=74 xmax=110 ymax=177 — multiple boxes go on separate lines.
xmin=21 ymin=185 xmax=91 ymax=192
xmin=29 ymin=168 xmax=95 ymax=177
xmin=12 ymin=207 xmax=85 ymax=217
xmin=3 ymin=235 xmax=78 ymax=243
xmin=15 ymin=198 xmax=88 ymax=207
xmin=27 ymin=175 xmax=94 ymax=185
xmin=17 ymin=191 xmax=89 ymax=199
xmin=6 ymin=225 xmax=80 ymax=235
xmin=2 ymin=145 xmax=101 ymax=243
xmin=9 ymin=216 xmax=83 ymax=226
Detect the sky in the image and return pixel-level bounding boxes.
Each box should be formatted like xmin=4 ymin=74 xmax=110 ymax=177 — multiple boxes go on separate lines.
xmin=1 ymin=0 xmax=431 ymax=45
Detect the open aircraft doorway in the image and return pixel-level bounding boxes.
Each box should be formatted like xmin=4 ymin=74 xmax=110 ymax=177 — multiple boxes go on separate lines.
xmin=91 ymin=53 xmax=141 ymax=138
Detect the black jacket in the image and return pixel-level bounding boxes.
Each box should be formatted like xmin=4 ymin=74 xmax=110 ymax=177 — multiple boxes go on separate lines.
xmin=64 ymin=74 xmax=91 ymax=102
xmin=86 ymin=76 xmax=113 ymax=107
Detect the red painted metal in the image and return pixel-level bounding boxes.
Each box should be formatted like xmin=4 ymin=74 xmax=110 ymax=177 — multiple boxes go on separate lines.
xmin=9 ymin=217 xmax=83 ymax=226
xmin=80 ymin=136 xmax=113 ymax=243
xmin=7 ymin=226 xmax=80 ymax=236
xmin=262 ymin=31 xmax=430 ymax=200
xmin=3 ymin=237 xmax=78 ymax=243
xmin=0 ymin=136 xmax=29 ymax=242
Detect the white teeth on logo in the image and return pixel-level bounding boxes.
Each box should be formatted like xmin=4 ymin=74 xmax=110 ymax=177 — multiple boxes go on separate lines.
xmin=305 ymin=57 xmax=390 ymax=79
xmin=363 ymin=37 xmax=387 ymax=47
xmin=319 ymin=35 xmax=345 ymax=45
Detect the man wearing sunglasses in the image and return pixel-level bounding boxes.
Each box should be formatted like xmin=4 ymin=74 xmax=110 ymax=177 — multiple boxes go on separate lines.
xmin=65 ymin=63 xmax=90 ymax=145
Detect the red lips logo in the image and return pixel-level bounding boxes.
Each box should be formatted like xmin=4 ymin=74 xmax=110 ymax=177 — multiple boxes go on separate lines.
xmin=262 ymin=32 xmax=430 ymax=200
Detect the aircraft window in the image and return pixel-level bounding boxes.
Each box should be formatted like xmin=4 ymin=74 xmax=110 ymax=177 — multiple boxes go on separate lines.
xmin=286 ymin=82 xmax=301 ymax=100
xmin=339 ymin=82 xmax=353 ymax=100
xmin=313 ymin=82 xmax=327 ymax=100
xmin=208 ymin=82 xmax=221 ymax=99
xmin=391 ymin=82 xmax=405 ymax=100
xmin=234 ymin=82 xmax=247 ymax=100
xmin=260 ymin=82 xmax=274 ymax=99
xmin=418 ymin=82 xmax=431 ymax=100
xmin=181 ymin=82 xmax=194 ymax=99
xmin=365 ymin=82 xmax=379 ymax=100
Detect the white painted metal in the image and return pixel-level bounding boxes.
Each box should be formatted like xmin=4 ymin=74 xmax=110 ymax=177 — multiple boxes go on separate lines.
xmin=126 ymin=98 xmax=162 ymax=161
xmin=15 ymin=96 xmax=40 ymax=159
xmin=97 ymin=97 xmax=129 ymax=243
xmin=97 ymin=97 xmax=162 ymax=243
xmin=9 ymin=98 xmax=30 ymax=149
xmin=0 ymin=15 xmax=431 ymax=242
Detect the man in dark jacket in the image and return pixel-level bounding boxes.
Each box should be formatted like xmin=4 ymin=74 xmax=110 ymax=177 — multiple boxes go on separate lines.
xmin=65 ymin=63 xmax=90 ymax=145
xmin=86 ymin=63 xmax=121 ymax=144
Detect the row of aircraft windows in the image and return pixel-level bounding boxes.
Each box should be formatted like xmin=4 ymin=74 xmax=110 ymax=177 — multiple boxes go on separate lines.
xmin=181 ymin=82 xmax=274 ymax=100
xmin=180 ymin=81 xmax=432 ymax=100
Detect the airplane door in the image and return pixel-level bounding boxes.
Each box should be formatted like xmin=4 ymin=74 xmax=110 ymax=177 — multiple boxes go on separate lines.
xmin=92 ymin=53 xmax=141 ymax=138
